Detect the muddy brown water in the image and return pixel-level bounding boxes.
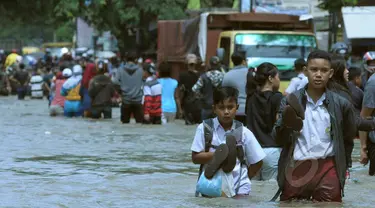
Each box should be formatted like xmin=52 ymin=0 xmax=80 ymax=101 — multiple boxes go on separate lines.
xmin=0 ymin=97 xmax=374 ymax=207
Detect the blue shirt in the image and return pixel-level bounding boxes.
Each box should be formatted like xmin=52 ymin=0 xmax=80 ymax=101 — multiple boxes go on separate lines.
xmin=221 ymin=65 xmax=248 ymax=115
xmin=158 ymin=78 xmax=178 ymax=113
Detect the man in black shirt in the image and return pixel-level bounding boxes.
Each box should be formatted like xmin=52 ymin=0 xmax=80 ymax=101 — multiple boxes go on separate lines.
xmin=348 ymin=67 xmax=364 ymax=114
xmin=10 ymin=63 xmax=30 ymax=100
xmin=178 ymin=54 xmax=202 ymax=125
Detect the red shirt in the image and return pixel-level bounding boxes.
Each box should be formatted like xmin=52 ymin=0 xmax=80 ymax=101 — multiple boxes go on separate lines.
xmin=51 ymin=79 xmax=66 ymax=107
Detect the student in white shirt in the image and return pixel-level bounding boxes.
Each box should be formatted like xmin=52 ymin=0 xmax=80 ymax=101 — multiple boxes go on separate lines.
xmin=191 ymin=86 xmax=265 ymax=197
xmin=285 ymin=58 xmax=308 ymax=95
xmin=273 ymin=50 xmax=357 ymax=202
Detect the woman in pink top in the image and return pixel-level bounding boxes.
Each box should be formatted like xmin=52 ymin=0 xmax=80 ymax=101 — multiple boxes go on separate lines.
xmin=49 ymin=69 xmax=72 ymax=116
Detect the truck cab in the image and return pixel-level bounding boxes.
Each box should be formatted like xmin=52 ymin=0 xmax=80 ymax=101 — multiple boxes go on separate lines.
xmin=157 ymin=12 xmax=318 ymax=92
xmin=218 ymin=30 xmax=317 ymax=92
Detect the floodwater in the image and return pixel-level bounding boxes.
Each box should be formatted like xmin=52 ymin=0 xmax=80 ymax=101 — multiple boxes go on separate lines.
xmin=0 ymin=96 xmax=374 ymax=207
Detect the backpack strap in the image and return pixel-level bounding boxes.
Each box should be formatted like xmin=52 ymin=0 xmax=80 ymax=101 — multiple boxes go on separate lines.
xmin=196 ymin=118 xmax=215 ymax=197
xmin=203 ymin=119 xmax=216 ymax=151
xmin=232 ymin=120 xmax=245 ymax=165
xmin=145 ymin=79 xmax=159 ymax=87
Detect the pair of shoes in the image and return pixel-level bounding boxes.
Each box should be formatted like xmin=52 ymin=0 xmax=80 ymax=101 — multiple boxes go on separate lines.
xmin=282 ymin=94 xmax=304 ymax=132
xmin=204 ymin=136 xmax=237 ymax=179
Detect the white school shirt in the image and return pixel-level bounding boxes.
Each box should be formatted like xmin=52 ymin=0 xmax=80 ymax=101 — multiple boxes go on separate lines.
xmin=293 ymin=92 xmax=334 ymax=160
xmin=191 ymin=117 xmax=266 ymax=195
xmin=285 ymin=73 xmax=308 ymax=94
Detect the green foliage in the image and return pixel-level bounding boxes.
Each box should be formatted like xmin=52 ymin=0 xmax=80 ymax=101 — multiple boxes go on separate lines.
xmin=318 ymin=0 xmax=358 ymax=11
xmin=0 ymin=0 xmax=236 ymax=51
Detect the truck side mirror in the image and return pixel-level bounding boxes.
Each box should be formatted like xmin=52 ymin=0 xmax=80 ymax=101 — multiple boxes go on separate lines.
xmin=216 ymin=48 xmax=225 ymax=61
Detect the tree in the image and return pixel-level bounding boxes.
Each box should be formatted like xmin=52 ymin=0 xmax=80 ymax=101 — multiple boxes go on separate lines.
xmin=317 ymin=0 xmax=358 ymax=47
xmin=318 ymin=0 xmax=358 ymax=12
xmin=52 ymin=0 xmax=188 ymax=53
xmin=0 ymin=0 xmax=237 ymax=53
xmin=0 ymin=0 xmax=74 ymax=45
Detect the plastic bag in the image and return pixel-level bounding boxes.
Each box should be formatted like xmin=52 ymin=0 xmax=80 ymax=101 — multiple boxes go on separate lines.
xmin=221 ymin=170 xmax=235 ymax=197
xmin=196 ymin=170 xmax=222 ymax=197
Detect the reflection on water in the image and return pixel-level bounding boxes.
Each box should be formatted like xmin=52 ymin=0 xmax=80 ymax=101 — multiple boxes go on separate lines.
xmin=0 ymin=97 xmax=373 ymax=207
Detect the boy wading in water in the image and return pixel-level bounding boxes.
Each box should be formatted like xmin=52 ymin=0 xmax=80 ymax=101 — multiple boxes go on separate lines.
xmin=274 ymin=50 xmax=356 ymax=202
xmin=191 ymin=86 xmax=265 ymax=197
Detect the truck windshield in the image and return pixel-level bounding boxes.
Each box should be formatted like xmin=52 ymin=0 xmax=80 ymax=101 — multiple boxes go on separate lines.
xmin=235 ymin=34 xmax=317 ymax=58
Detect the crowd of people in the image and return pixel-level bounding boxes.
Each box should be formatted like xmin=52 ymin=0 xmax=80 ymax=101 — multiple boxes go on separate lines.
xmin=191 ymin=49 xmax=375 ymax=202
xmin=2 ymin=45 xmax=375 ymax=202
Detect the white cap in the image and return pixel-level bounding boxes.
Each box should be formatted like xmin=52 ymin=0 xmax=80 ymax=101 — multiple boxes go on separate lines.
xmin=137 ymin=57 xmax=143 ymax=64
xmin=61 ymin=47 xmax=69 ymax=55
xmin=62 ymin=68 xmax=72 ymax=77
xmin=72 ymin=65 xmax=83 ymax=75
xmin=16 ymin=55 xmax=23 ymax=63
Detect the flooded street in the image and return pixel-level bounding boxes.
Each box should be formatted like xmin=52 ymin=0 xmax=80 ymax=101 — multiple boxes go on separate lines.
xmin=1 ymin=96 xmax=374 ymax=207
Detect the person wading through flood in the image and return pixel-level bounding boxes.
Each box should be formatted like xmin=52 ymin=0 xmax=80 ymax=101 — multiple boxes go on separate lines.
xmin=222 ymin=52 xmax=248 ymax=125
xmin=158 ymin=62 xmax=182 ymax=124
xmin=359 ymin=51 xmax=375 ymax=176
xmin=88 ymin=62 xmax=115 ymax=119
xmin=328 ymin=54 xmax=375 ymax=170
xmin=348 ymin=67 xmax=364 ymax=114
xmin=191 ymin=86 xmax=265 ymax=198
xmin=245 ymin=62 xmax=283 ymax=181
xmin=179 ymin=54 xmax=202 ymax=125
xmin=192 ymin=56 xmax=225 ymax=120
xmin=0 ymin=67 xmax=11 ymax=96
xmin=273 ymin=50 xmax=357 ymax=202
xmin=50 ymin=69 xmax=72 ymax=116
xmin=61 ymin=65 xmax=83 ymax=117
xmin=10 ymin=63 xmax=30 ymax=100
xmin=142 ymin=63 xmax=162 ymax=124
xmin=80 ymin=57 xmax=97 ymax=117
xmin=113 ymin=52 xmax=144 ymax=124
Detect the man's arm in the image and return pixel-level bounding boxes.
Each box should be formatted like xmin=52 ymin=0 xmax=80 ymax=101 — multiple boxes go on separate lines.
xmin=88 ymin=80 xmax=97 ymax=98
xmin=112 ymin=69 xmax=121 ymax=85
xmin=284 ymin=78 xmax=297 ymax=95
xmin=360 ymin=107 xmax=374 ymax=165
xmin=24 ymin=74 xmax=31 ymax=86
xmin=221 ymin=74 xmax=231 ymax=87
xmin=248 ymin=160 xmax=263 ymax=179
xmin=192 ymin=76 xmax=203 ymax=93
xmin=174 ymin=87 xmax=183 ymax=118
xmin=191 ymin=124 xmax=212 ymax=165
xmin=112 ymin=73 xmax=121 ymax=93
xmin=243 ymin=129 xmax=266 ymax=178
xmin=359 ymin=82 xmax=375 ymax=165
xmin=191 ymin=151 xmax=214 ymax=164
xmin=5 ymin=76 xmax=11 ymax=92
xmin=342 ymin=101 xmax=357 ymax=168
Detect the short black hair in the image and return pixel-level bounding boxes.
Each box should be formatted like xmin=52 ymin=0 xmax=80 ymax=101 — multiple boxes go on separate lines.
xmin=307 ymin=50 xmax=331 ymax=64
xmin=294 ymin=58 xmax=306 ymax=72
xmin=158 ymin=62 xmax=171 ymax=78
xmin=213 ymin=86 xmax=239 ymax=105
xmin=349 ymin=67 xmax=362 ymax=81
xmin=126 ymin=51 xmax=138 ymax=62
xmin=19 ymin=63 xmax=25 ymax=70
xmin=231 ymin=51 xmax=246 ymax=66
